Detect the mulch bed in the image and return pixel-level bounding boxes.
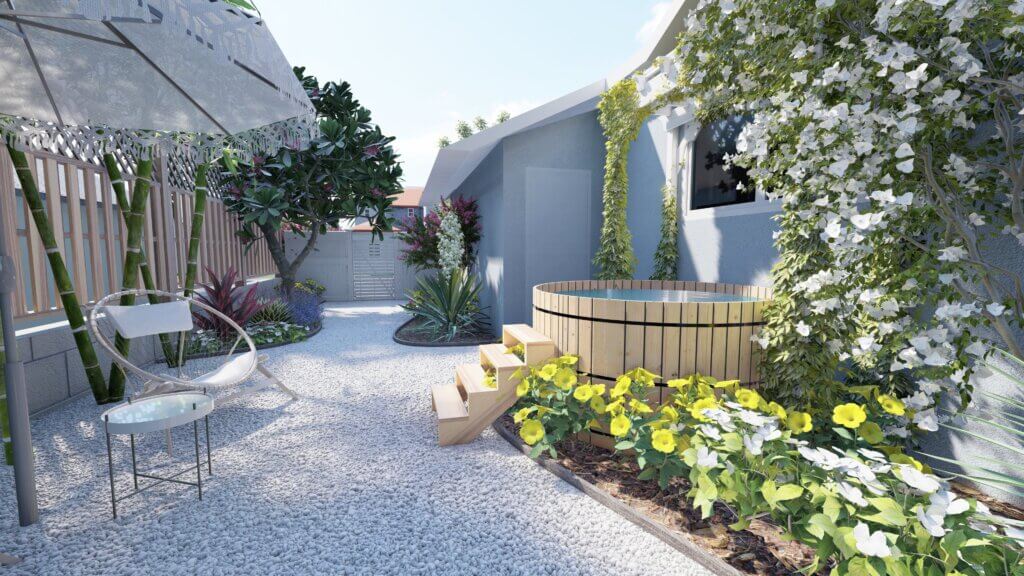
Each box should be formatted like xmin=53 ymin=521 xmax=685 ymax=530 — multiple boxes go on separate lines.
xmin=496 ymin=415 xmax=817 ymax=576
xmin=393 ymin=316 xmax=496 ymax=347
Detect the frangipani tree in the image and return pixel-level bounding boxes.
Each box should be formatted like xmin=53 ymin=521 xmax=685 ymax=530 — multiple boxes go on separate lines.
xmin=223 ymin=68 xmax=403 ymax=296
xmin=633 ymin=0 xmax=1023 ymax=430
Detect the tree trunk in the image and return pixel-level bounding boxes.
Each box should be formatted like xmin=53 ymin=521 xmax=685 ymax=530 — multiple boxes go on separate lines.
xmin=7 ymin=145 xmax=109 ymax=404
xmin=182 ymin=164 xmax=209 ymax=297
xmin=103 ymin=153 xmax=177 ymax=366
xmin=106 ymin=154 xmax=154 ymax=401
xmin=260 ymin=222 xmax=319 ymax=299
xmin=1 ymin=324 xmax=10 ymax=464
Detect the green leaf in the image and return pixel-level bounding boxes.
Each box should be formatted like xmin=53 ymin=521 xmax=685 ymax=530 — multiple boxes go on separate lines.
xmin=862 ymin=497 xmax=907 ymax=527
xmin=615 ymin=441 xmax=635 ymax=450
xmin=806 ymin=513 xmax=837 ymax=539
xmin=775 ymin=483 xmax=804 ymax=502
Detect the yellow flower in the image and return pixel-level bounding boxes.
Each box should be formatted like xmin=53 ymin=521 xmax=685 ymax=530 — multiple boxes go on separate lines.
xmin=832 ymin=403 xmax=868 ymax=429
xmin=558 ymin=355 xmax=579 ymax=365
xmin=651 ymin=429 xmax=677 ymax=454
xmin=610 ymin=415 xmax=631 ymax=437
xmin=660 ymin=405 xmax=680 ymax=423
xmin=553 ymin=368 xmax=577 ymax=391
xmin=877 ymin=394 xmax=906 ymax=416
xmin=736 ymin=388 xmax=762 ymax=409
xmin=573 ymin=384 xmax=594 ymax=402
xmin=786 ymin=411 xmax=813 ymax=434
xmin=513 ymin=407 xmax=534 ymax=424
xmin=591 ymin=384 xmax=607 ymax=396
xmin=611 ymin=376 xmax=632 ymax=398
xmin=538 ymin=364 xmax=558 ymax=381
xmin=519 ymin=419 xmax=545 ymax=445
xmin=633 ymin=368 xmax=658 ymax=387
xmin=766 ymin=401 xmax=787 ymax=420
xmin=515 ymin=379 xmax=530 ymax=397
xmin=590 ymin=395 xmax=607 ymax=414
xmin=689 ymin=397 xmax=718 ymax=421
xmin=630 ymin=398 xmax=654 ymax=414
xmin=697 ymin=382 xmax=715 ymax=398
xmin=606 ymin=399 xmax=624 ymax=415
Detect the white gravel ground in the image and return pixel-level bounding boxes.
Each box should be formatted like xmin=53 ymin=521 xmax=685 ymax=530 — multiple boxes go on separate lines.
xmin=0 ymin=302 xmax=712 ymax=576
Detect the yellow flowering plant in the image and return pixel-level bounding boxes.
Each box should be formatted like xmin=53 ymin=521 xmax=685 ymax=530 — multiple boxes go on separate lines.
xmin=511 ymin=354 xmax=603 ymax=458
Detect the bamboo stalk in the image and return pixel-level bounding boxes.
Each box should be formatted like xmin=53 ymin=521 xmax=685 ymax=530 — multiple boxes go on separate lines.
xmin=103 ymin=153 xmax=178 ymax=366
xmin=7 ymin=145 xmax=109 ymax=404
xmin=183 ymin=164 xmax=209 ymax=297
xmin=107 ymin=153 xmax=155 ymax=401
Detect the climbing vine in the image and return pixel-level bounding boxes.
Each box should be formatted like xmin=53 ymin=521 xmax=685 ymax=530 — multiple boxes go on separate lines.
xmin=594 ymin=79 xmax=643 ymax=280
xmin=650 ymin=183 xmax=678 ymax=281
xmin=638 ymin=0 xmax=1024 ymax=424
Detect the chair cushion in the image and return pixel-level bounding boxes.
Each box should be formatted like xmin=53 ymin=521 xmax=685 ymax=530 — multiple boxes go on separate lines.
xmin=192 ymin=351 xmax=258 ymax=388
xmin=105 ymin=301 xmax=193 ymax=339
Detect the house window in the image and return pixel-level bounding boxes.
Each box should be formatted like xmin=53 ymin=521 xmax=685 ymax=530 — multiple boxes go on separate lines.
xmin=690 ymin=115 xmax=754 ymax=210
xmin=407 ymin=207 xmax=418 ymax=220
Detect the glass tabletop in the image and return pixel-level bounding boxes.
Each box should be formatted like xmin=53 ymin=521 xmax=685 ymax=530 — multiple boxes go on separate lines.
xmin=103 ymin=393 xmax=213 ymax=427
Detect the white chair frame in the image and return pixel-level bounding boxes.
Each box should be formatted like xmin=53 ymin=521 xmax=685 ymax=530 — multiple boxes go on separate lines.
xmin=89 ymin=289 xmax=298 ymax=404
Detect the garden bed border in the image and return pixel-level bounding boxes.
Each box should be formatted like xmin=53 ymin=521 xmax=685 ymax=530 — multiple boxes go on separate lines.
xmin=492 ymin=420 xmax=743 ymax=576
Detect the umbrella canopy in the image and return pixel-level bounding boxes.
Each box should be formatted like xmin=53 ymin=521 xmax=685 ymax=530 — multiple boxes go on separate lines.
xmin=0 ymin=0 xmax=315 ymax=159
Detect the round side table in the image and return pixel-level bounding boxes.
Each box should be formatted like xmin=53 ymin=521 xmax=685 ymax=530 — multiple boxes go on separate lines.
xmin=100 ymin=392 xmax=214 ymax=519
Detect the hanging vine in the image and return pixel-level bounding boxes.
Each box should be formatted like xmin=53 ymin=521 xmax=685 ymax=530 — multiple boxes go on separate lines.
xmin=650 ymin=182 xmax=679 ymax=281
xmin=594 ymin=79 xmax=643 ymax=280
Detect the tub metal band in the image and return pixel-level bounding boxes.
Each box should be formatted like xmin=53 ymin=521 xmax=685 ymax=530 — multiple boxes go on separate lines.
xmin=532 ymin=305 xmax=766 ymax=329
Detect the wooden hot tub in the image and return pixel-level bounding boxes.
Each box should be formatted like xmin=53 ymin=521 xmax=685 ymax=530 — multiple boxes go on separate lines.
xmin=532 ymin=280 xmax=771 ymax=392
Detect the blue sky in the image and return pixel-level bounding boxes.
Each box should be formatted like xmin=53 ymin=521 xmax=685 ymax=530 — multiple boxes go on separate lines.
xmin=259 ymin=0 xmax=672 ymax=186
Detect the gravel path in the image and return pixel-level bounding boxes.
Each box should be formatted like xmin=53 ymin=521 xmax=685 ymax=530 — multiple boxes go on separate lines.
xmin=0 ymin=303 xmax=712 ymax=576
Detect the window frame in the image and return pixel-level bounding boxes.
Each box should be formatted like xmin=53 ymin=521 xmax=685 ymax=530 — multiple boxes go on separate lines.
xmin=670 ymin=115 xmax=780 ymax=222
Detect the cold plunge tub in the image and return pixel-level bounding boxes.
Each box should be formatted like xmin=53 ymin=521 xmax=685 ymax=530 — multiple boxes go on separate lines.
xmin=532 ymin=280 xmax=772 ymax=407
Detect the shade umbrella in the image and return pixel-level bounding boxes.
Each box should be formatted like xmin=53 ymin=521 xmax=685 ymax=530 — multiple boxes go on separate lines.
xmin=0 ymin=0 xmax=315 ymax=526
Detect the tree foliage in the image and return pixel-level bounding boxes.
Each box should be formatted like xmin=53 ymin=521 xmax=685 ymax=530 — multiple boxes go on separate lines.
xmin=223 ymin=67 xmax=403 ymax=292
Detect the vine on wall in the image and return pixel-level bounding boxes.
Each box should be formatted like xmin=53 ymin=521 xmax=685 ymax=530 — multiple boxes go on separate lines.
xmin=650 ymin=183 xmax=679 ymax=281
xmin=594 ymin=79 xmax=642 ymax=280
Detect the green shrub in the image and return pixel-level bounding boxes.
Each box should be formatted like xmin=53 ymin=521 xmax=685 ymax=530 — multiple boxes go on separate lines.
xmin=251 ymin=300 xmax=293 ymax=324
xmin=401 ymin=268 xmax=488 ymax=341
xmin=512 ymin=362 xmax=1024 ymax=575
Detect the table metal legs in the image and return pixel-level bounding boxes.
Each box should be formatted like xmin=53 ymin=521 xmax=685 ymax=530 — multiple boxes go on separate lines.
xmin=105 ymin=421 xmax=213 ymax=519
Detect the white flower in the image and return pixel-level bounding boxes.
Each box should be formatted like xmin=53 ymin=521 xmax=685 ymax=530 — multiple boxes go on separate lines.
xmin=737 ymin=409 xmax=769 ymax=427
xmin=937 ymin=246 xmax=967 ymax=262
xmin=987 ymin=302 xmax=1006 ymax=317
xmin=696 ymin=447 xmax=719 ymax=468
xmin=917 ymin=505 xmax=946 ymax=537
xmin=837 ymin=481 xmax=868 ymax=506
xmin=853 ymin=522 xmax=892 ymax=557
xmin=895 ymin=142 xmax=914 ymax=158
xmin=897 ymin=464 xmax=941 ymax=493
xmin=795 ymin=321 xmax=811 ymax=337
xmin=743 ymin=433 xmax=764 ymax=455
xmin=914 ymin=408 xmax=939 ymax=431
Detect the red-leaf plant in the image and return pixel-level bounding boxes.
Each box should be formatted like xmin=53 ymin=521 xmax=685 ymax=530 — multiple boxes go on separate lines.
xmin=193 ymin=266 xmax=263 ymax=340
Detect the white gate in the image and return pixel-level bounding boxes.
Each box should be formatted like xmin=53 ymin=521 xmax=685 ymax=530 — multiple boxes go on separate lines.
xmin=351 ymin=233 xmax=396 ymax=300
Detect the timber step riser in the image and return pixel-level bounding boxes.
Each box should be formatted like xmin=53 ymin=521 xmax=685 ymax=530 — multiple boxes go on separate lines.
xmin=432 ymin=324 xmax=557 ymax=446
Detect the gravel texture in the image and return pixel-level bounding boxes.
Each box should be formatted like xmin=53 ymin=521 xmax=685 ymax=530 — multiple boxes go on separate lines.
xmin=0 ymin=302 xmax=712 ymax=576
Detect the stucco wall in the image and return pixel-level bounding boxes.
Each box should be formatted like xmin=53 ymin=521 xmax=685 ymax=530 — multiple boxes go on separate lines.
xmin=460 ymin=147 xmax=505 ymax=332
xmin=500 ymin=111 xmax=607 ymax=327
xmin=626 ymin=116 xmax=669 ymax=280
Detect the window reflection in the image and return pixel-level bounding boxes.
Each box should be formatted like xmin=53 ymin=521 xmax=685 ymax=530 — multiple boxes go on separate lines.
xmin=691 ymin=115 xmax=755 ymax=210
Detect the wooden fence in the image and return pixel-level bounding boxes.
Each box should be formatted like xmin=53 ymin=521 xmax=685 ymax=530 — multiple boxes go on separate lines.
xmin=0 ymin=148 xmax=277 ymax=324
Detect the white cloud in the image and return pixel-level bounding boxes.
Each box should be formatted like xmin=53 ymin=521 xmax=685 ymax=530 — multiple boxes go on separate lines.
xmin=637 ymin=2 xmax=674 ymax=45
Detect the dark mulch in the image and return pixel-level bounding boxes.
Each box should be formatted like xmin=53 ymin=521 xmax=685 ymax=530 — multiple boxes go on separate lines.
xmin=393 ymin=316 xmax=496 ymax=347
xmin=496 ymin=415 xmax=817 ymax=576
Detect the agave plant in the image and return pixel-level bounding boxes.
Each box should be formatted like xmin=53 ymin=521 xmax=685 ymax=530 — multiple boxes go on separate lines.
xmin=193 ymin=267 xmax=263 ymax=340
xmin=918 ymin=349 xmax=1024 ymax=500
xmin=402 ymin=268 xmax=488 ymax=342
xmin=251 ymin=299 xmax=293 ymax=324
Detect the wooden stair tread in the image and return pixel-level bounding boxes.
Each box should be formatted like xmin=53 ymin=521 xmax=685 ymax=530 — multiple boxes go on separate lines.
xmin=456 ymin=363 xmax=493 ymax=395
xmin=480 ymin=343 xmax=525 ymax=370
xmin=503 ymin=324 xmax=551 ymax=346
xmin=431 ymin=384 xmax=468 ymax=421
